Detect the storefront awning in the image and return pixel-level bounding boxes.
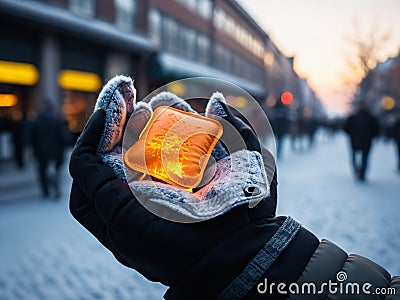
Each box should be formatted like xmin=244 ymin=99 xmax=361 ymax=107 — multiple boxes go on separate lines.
xmin=0 ymin=0 xmax=155 ymax=54
xmin=153 ymin=53 xmax=266 ymax=98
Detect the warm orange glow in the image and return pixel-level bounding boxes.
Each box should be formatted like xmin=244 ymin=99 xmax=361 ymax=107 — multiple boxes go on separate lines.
xmin=381 ymin=96 xmax=395 ymax=111
xmin=263 ymin=52 xmax=274 ymax=66
xmin=125 ymin=106 xmax=223 ymax=190
xmin=0 ymin=60 xmax=39 ymax=86
xmin=266 ymin=95 xmax=277 ymax=107
xmin=58 ymin=70 xmax=101 ymax=92
xmin=233 ymin=96 xmax=248 ymax=108
xmin=281 ymin=91 xmax=293 ymax=105
xmin=0 ymin=94 xmax=18 ymax=107
xmin=167 ymin=82 xmax=186 ymax=96
xmin=302 ymin=107 xmax=313 ymax=117
xmin=147 ymin=132 xmax=190 ymax=179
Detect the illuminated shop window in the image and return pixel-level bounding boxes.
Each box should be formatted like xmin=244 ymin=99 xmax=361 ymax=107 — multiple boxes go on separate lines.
xmin=0 ymin=60 xmax=39 ymax=86
xmin=57 ymin=70 xmax=101 ymax=92
xmin=115 ymin=0 xmax=136 ymax=31
xmin=61 ymin=90 xmax=96 ymax=134
xmin=70 ymin=0 xmax=95 ymax=17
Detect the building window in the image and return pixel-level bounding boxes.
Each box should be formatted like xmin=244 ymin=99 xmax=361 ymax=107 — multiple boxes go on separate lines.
xmin=114 ymin=0 xmax=136 ymax=31
xmin=176 ymin=0 xmax=212 ymax=20
xmin=149 ymin=9 xmax=161 ymax=46
xmin=69 ymin=0 xmax=95 ymax=17
xmin=215 ymin=44 xmax=232 ymax=72
xmin=197 ymin=34 xmax=210 ymax=64
xmin=162 ymin=17 xmax=179 ymax=53
xmin=176 ymin=0 xmax=196 ymax=11
xmin=180 ymin=27 xmax=197 ymax=60
xmin=198 ymin=0 xmax=212 ymax=19
xmin=213 ymin=6 xmax=265 ymax=59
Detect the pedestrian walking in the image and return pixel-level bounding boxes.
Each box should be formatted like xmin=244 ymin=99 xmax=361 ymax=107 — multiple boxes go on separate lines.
xmin=31 ymin=100 xmax=69 ymax=199
xmin=391 ymin=114 xmax=400 ymax=173
xmin=343 ymin=100 xmax=379 ymax=182
xmin=270 ymin=107 xmax=288 ymax=159
xmin=69 ymin=76 xmax=398 ymax=299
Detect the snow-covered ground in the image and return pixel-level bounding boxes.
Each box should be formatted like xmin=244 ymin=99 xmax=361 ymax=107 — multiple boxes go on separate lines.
xmin=0 ymin=133 xmax=399 ymax=299
xmin=277 ymin=133 xmax=400 ymax=276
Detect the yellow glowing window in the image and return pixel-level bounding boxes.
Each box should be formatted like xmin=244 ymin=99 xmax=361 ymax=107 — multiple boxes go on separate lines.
xmin=124 ymin=106 xmax=223 ymax=189
xmin=58 ymin=70 xmax=101 ymax=92
xmin=0 ymin=94 xmax=18 ymax=107
xmin=0 ymin=60 xmax=39 ymax=86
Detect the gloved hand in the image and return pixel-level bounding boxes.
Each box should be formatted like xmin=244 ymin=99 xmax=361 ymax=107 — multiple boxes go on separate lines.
xmin=69 ymin=99 xmax=277 ymax=284
xmin=216 ymin=101 xmax=277 ymax=213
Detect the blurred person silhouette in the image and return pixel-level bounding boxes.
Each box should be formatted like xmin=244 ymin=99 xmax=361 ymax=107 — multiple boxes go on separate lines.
xmin=391 ymin=114 xmax=400 ymax=173
xmin=69 ymin=76 xmax=399 ymax=299
xmin=270 ymin=107 xmax=288 ymax=159
xmin=343 ymin=100 xmax=379 ymax=182
xmin=11 ymin=116 xmax=26 ymax=169
xmin=31 ymin=99 xmax=69 ymax=199
xmin=303 ymin=117 xmax=318 ymax=149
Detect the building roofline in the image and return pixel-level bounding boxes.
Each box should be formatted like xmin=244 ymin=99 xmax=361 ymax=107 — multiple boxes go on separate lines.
xmin=0 ymin=0 xmax=156 ymax=54
xmin=229 ymin=0 xmax=270 ymax=41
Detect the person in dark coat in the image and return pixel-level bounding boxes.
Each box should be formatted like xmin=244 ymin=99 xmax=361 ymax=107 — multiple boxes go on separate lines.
xmin=343 ymin=101 xmax=379 ymax=181
xmin=69 ymin=76 xmax=399 ymax=299
xmin=31 ymin=100 xmax=68 ymax=199
xmin=392 ymin=115 xmax=400 ymax=172
xmin=270 ymin=107 xmax=288 ymax=159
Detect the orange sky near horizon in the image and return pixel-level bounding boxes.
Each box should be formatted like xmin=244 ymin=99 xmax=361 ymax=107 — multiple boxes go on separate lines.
xmin=237 ymin=0 xmax=400 ymax=116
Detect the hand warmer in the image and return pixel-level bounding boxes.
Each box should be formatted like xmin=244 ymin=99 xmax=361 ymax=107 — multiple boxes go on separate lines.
xmin=124 ymin=106 xmax=223 ymax=190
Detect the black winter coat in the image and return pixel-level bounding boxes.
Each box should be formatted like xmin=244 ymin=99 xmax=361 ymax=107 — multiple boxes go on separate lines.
xmin=343 ymin=110 xmax=379 ymax=151
xmin=392 ymin=118 xmax=400 ymax=144
xmin=31 ymin=111 xmax=68 ymax=162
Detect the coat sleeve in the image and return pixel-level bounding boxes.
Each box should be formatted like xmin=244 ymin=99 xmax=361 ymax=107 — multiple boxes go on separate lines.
xmin=288 ymin=239 xmax=396 ymax=300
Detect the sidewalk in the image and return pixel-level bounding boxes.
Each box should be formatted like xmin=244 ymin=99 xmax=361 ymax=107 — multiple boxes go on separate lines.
xmin=0 ymin=153 xmax=71 ymax=204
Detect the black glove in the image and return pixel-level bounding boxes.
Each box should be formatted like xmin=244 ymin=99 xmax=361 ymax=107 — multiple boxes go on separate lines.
xmin=69 ymin=109 xmax=155 ymax=269
xmin=218 ymin=101 xmax=277 ymax=215
xmin=69 ymin=102 xmax=277 ymax=284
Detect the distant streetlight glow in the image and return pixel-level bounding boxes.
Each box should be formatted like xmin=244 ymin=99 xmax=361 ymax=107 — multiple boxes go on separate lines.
xmin=381 ymin=96 xmax=395 ymax=111
xmin=233 ymin=96 xmax=248 ymax=108
xmin=167 ymin=82 xmax=186 ymax=96
xmin=281 ymin=91 xmax=293 ymax=105
xmin=266 ymin=95 xmax=277 ymax=107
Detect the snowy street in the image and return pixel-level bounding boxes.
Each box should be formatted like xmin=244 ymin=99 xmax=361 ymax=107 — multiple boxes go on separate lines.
xmin=0 ymin=133 xmax=399 ymax=299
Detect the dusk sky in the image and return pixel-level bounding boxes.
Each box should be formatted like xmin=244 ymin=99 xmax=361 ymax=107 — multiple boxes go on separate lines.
xmin=237 ymin=0 xmax=400 ymax=115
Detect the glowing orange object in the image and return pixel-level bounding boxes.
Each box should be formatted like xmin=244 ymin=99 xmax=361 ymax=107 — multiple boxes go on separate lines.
xmin=124 ymin=106 xmax=223 ymax=189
